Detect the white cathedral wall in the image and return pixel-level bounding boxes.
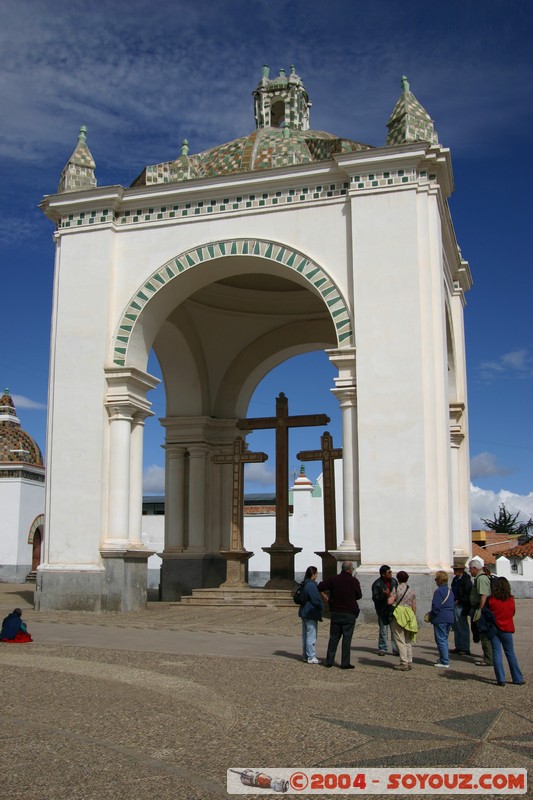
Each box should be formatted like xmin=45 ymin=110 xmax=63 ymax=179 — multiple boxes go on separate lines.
xmin=349 ymin=187 xmax=452 ymax=571
xmin=0 ymin=481 xmax=22 ymax=567
xmin=0 ymin=478 xmax=44 ymax=580
xmin=45 ymin=229 xmax=115 ymax=566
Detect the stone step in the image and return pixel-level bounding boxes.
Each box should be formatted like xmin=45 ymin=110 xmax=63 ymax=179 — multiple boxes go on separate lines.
xmin=175 ymin=587 xmax=295 ymax=608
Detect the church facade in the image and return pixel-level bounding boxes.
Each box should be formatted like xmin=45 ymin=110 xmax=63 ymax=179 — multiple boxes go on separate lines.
xmin=0 ymin=390 xmax=45 ymax=582
xmin=38 ymin=68 xmax=472 ymax=611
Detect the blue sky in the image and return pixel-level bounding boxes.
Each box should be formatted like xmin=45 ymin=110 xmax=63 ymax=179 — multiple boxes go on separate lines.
xmin=1 ymin=0 xmax=532 ymax=527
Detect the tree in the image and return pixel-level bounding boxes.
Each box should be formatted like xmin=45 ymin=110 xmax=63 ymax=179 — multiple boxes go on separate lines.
xmin=481 ymin=503 xmax=533 ymax=539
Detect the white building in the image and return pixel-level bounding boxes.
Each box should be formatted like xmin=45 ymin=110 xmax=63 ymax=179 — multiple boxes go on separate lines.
xmin=0 ymin=390 xmax=45 ymax=582
xmin=37 ymin=67 xmax=472 ymax=611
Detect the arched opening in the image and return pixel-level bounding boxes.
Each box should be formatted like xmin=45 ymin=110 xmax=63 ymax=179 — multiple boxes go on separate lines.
xmin=271 ymin=100 xmax=285 ymax=127
xmin=31 ymin=528 xmax=42 ymax=572
xmin=113 ymin=245 xmax=355 ymax=597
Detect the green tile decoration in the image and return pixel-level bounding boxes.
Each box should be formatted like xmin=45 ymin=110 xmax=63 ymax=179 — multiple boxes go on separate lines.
xmin=112 ymin=238 xmax=353 ymax=365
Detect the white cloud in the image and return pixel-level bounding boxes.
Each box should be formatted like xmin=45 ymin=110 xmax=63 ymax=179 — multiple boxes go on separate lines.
xmin=12 ymin=394 xmax=46 ymax=410
xmin=470 ymin=485 xmax=533 ymax=530
xmin=470 ymin=451 xmax=512 ymax=480
xmin=478 ymin=349 xmax=533 ymax=382
xmin=244 ymin=462 xmax=275 ymax=488
xmin=143 ymin=464 xmax=165 ymax=493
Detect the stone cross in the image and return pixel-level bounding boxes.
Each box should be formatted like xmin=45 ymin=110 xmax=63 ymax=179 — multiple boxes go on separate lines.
xmin=212 ymin=437 xmax=268 ymax=587
xmin=297 ymin=431 xmax=343 ymax=579
xmin=237 ymin=393 xmax=329 ymax=585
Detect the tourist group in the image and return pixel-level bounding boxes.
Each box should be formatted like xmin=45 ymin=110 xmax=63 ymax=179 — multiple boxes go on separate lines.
xmin=297 ymin=558 xmax=526 ymax=688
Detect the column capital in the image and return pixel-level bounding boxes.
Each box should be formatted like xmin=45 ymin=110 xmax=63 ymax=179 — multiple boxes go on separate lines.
xmin=164 ymin=443 xmax=188 ymax=457
xmin=450 ymin=432 xmax=465 ymax=448
xmin=105 ymin=365 xmax=159 ymax=416
xmin=331 ymin=386 xmax=357 ymax=409
xmin=106 ymin=404 xmax=136 ymax=422
xmin=326 ymin=347 xmax=356 ymax=379
xmin=187 ymin=444 xmax=209 ymax=457
xmin=449 ymin=401 xmax=465 ymax=447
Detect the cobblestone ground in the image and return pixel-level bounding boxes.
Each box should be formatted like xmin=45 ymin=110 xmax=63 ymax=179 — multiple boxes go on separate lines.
xmin=1 ymin=585 xmax=531 ymax=800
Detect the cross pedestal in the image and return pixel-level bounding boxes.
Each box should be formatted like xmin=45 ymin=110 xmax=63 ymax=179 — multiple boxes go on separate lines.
xmin=219 ymin=550 xmax=254 ymax=587
xmin=261 ymin=544 xmax=302 ymax=588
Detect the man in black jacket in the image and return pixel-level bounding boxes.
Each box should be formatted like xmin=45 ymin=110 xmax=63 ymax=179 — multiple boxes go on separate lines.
xmin=451 ymin=564 xmax=472 ymax=655
xmin=371 ymin=565 xmax=399 ymax=656
xmin=318 ymin=562 xmax=362 ymax=669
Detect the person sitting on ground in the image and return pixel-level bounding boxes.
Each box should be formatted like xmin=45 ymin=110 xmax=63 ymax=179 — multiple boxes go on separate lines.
xmin=429 ymin=571 xmax=454 ymax=668
xmin=298 ymin=566 xmax=324 ymax=664
xmin=387 ymin=571 xmax=417 ymax=671
xmin=486 ymin=577 xmax=526 ymax=687
xmin=371 ymin=565 xmax=399 ymax=656
xmin=0 ymin=608 xmax=33 ymax=643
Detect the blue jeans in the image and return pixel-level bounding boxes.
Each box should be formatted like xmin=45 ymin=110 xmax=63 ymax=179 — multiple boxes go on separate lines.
xmin=326 ymin=612 xmax=356 ymax=667
xmin=433 ymin=622 xmax=452 ymax=665
xmin=490 ymin=630 xmax=524 ymax=685
xmin=453 ymin=604 xmax=471 ymax=652
xmin=378 ymin=617 xmax=398 ymax=654
xmin=301 ymin=618 xmax=318 ymax=660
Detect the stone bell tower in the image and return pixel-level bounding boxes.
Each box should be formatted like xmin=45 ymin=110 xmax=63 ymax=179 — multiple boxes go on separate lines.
xmin=253 ymin=64 xmax=311 ymax=130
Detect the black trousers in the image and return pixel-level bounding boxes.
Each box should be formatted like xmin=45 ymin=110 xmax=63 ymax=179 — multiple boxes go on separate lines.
xmin=326 ymin=612 xmax=356 ymax=667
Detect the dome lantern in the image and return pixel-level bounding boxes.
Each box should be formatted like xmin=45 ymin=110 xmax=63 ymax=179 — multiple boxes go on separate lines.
xmin=253 ymin=64 xmax=311 ymax=131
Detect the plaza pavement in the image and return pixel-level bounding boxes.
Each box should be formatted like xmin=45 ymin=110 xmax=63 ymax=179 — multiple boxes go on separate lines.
xmin=0 ymin=583 xmax=531 ymax=800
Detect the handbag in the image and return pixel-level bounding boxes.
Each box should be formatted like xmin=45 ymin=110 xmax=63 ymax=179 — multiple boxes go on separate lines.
xmin=424 ymin=587 xmax=451 ymax=624
xmin=384 ymin=586 xmax=408 ymax=624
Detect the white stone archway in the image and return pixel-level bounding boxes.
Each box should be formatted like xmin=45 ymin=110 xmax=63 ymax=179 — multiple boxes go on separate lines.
xmin=106 ymin=239 xmax=357 ymax=598
xmin=38 ymin=70 xmax=472 ymax=611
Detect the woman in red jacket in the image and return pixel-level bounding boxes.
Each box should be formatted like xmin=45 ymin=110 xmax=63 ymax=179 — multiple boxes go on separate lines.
xmin=487 ymin=578 xmax=525 ymax=687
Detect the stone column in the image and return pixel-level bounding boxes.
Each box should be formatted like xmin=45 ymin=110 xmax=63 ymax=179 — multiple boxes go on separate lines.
xmin=332 ymin=387 xmax=359 ymax=552
xmin=104 ymin=405 xmax=134 ymax=547
xmin=164 ymin=445 xmax=187 ymax=551
xmin=129 ymin=412 xmax=148 ymax=547
xmin=187 ymin=445 xmax=207 ymax=552
xmin=327 ymin=348 xmax=360 ymax=565
xmin=450 ymin=403 xmax=469 ymax=562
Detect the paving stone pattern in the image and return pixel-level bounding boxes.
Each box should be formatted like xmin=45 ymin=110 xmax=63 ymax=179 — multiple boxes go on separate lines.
xmin=1 ymin=585 xmax=531 ymax=800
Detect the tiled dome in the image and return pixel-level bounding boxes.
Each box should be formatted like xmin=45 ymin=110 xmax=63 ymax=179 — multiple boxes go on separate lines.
xmin=0 ymin=389 xmax=44 ymax=467
xmin=134 ymin=127 xmax=371 ymax=187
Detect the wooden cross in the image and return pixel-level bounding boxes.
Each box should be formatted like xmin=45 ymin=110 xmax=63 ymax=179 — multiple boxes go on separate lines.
xmin=297 ymin=431 xmax=343 ymax=551
xmin=212 ymin=437 xmax=268 ymax=552
xmin=237 ymin=392 xmax=330 ymax=548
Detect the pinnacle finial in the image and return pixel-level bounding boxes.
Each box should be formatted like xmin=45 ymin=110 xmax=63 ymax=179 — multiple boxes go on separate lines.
xmin=78 ymin=125 xmax=88 ymax=144
xmin=262 ymin=64 xmax=270 ymax=78
xmin=181 ymin=139 xmax=189 ymax=156
xmin=279 ymin=68 xmax=286 ymax=78
xmin=290 ymin=64 xmax=296 ymax=75
xmin=401 ymin=75 xmax=410 ymax=93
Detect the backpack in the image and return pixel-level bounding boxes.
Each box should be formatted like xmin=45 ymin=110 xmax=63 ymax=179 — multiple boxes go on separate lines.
xmin=293 ymin=582 xmax=306 ymax=605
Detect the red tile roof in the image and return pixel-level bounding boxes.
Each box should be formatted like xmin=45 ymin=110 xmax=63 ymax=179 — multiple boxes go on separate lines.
xmin=493 ymin=541 xmax=533 ymax=559
xmin=471 ymin=542 xmax=496 ymax=565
